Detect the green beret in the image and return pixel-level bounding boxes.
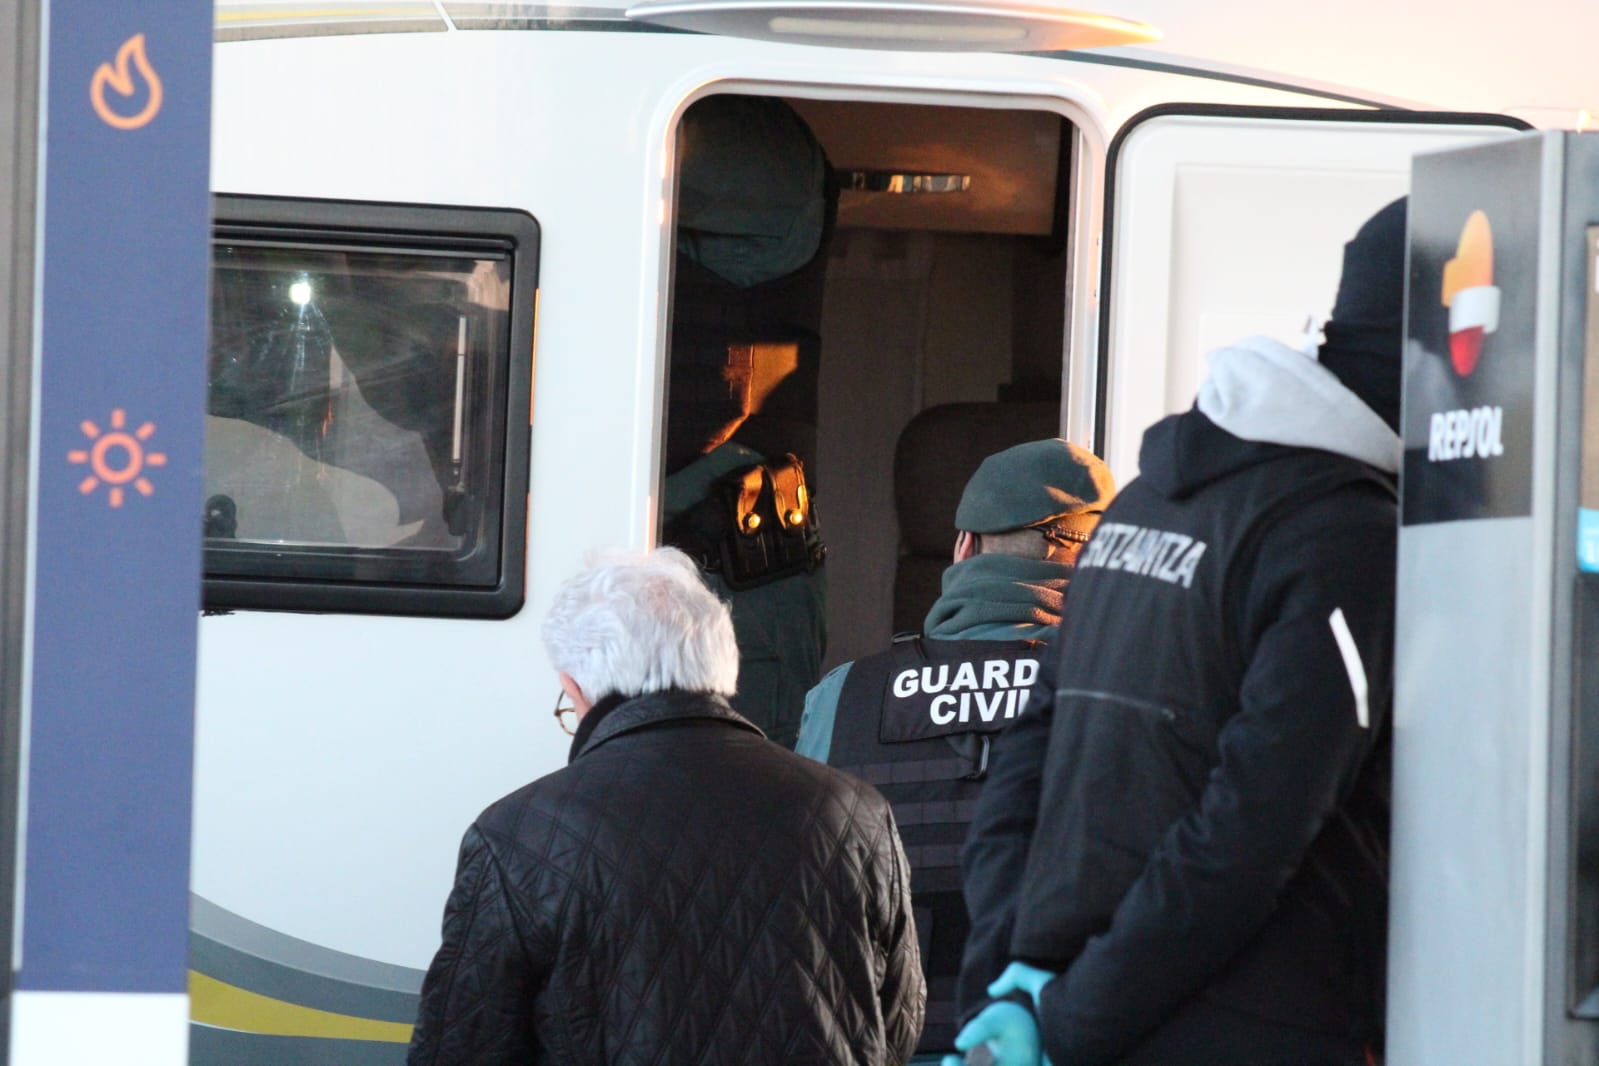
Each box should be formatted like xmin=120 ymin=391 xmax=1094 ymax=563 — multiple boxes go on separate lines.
xmin=955 ymin=439 xmax=1115 ymax=535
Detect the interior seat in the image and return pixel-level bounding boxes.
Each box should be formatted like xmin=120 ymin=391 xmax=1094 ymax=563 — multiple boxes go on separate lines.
xmin=890 ymin=400 xmax=1061 ymax=634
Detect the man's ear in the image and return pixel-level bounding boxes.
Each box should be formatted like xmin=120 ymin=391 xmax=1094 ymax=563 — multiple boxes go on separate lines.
xmin=558 ymin=672 xmax=594 ymax=717
xmin=953 ymin=530 xmax=977 ymax=563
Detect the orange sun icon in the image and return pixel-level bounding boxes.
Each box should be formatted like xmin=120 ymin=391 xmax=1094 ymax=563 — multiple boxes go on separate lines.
xmin=68 ymin=408 xmax=167 ymax=508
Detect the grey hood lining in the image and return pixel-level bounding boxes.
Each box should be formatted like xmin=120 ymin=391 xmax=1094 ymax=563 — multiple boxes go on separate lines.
xmin=1195 ymin=336 xmax=1400 ymax=474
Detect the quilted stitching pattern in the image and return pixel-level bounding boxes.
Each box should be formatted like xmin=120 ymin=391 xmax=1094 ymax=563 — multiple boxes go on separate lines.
xmin=410 ymin=692 xmax=924 ymax=1065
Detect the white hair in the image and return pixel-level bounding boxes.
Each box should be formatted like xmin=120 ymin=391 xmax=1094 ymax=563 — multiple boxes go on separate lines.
xmin=541 ymin=546 xmax=739 ymax=702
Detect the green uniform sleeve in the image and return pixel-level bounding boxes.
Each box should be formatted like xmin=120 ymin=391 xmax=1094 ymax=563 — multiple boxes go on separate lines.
xmin=795 ymin=662 xmax=851 ymax=763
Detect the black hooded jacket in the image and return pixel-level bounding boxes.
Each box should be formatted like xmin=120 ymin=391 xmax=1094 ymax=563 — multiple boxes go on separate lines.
xmin=408 ymin=689 xmax=925 ymax=1066
xmin=958 ymin=336 xmax=1398 ymax=1065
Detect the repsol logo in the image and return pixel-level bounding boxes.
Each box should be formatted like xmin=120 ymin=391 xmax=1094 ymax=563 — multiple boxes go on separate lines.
xmin=1427 ymin=405 xmax=1504 ymax=462
xmin=1078 ymin=523 xmax=1207 ymax=588
xmin=892 ymin=658 xmax=1038 ymax=726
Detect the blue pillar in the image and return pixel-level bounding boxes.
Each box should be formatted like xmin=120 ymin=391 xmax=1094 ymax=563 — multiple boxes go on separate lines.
xmin=11 ymin=3 xmax=211 ymax=1061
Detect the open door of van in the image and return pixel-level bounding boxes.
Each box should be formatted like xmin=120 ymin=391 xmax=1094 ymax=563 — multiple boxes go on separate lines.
xmin=1095 ymin=104 xmax=1527 ymax=483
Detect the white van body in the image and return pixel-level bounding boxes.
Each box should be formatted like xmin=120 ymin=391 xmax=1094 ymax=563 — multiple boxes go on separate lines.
xmin=196 ymin=3 xmax=1559 ymax=1060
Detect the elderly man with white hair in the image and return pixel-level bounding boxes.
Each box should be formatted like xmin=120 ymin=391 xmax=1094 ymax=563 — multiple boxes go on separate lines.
xmin=409 ymin=546 xmax=925 ymax=1066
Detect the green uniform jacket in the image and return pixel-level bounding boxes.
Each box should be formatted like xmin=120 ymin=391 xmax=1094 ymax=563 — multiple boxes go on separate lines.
xmin=666 ymin=443 xmax=826 ymax=749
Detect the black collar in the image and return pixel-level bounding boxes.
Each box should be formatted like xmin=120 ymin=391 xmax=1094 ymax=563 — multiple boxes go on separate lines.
xmin=567 ymin=691 xmax=630 ymax=762
xmin=568 ymin=689 xmax=764 ymax=762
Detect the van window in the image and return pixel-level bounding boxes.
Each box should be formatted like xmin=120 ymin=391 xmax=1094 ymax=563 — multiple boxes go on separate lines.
xmin=205 ymin=197 xmax=537 ymax=618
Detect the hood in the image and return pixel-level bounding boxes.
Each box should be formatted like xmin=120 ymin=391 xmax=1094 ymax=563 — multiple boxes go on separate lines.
xmin=1140 ymin=335 xmax=1401 ymax=500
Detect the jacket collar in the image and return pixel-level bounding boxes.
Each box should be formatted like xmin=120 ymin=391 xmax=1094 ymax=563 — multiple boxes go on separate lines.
xmin=571 ymin=689 xmax=764 ymax=761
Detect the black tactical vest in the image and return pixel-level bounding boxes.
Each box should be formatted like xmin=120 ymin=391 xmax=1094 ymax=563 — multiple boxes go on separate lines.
xmin=832 ymin=634 xmax=1044 ymax=1053
xmin=662 ymin=452 xmax=825 ymax=591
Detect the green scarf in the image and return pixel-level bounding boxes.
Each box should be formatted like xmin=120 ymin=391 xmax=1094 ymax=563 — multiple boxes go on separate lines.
xmin=923 ymin=553 xmax=1070 ymax=640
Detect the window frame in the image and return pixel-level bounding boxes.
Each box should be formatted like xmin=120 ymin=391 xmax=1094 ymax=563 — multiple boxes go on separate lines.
xmin=204 ymin=194 xmax=537 ymax=619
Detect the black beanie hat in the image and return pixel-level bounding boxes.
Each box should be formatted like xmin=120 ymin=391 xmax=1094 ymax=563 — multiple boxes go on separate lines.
xmin=1318 ymin=196 xmax=1408 ymax=432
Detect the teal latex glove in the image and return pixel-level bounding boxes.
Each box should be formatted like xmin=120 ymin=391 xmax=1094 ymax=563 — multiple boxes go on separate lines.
xmin=949 ymin=1000 xmax=1052 ymax=1066
xmin=988 ymin=960 xmax=1059 ymax=1011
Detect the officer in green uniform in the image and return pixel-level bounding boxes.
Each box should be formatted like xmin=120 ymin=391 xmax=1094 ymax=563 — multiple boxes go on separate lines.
xmin=664 ymin=440 xmax=825 ymax=749
xmin=794 ymin=437 xmax=1113 ymax=1062
xmin=660 ymin=94 xmax=835 ymax=749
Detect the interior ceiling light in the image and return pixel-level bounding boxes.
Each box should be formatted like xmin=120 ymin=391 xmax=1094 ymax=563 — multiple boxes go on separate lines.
xmin=841 ymin=169 xmax=972 ymax=193
xmin=625 ymin=0 xmax=1158 ymax=53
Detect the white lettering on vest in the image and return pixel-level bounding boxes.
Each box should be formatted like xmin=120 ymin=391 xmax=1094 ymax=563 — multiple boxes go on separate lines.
xmin=982 ymin=659 xmax=1009 ymax=689
xmin=951 ymin=661 xmax=979 ymax=692
xmin=975 ymin=689 xmax=1006 ymax=722
xmin=890 ymin=655 xmax=1043 ymax=727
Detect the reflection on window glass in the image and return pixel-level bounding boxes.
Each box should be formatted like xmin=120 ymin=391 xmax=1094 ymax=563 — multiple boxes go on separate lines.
xmin=207 ymin=243 xmax=510 ymax=573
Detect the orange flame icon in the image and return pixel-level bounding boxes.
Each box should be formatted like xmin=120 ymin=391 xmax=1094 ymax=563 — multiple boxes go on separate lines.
xmin=68 ymin=409 xmax=167 ymax=509
xmin=1440 ymin=210 xmax=1500 ymax=377
xmin=90 ymin=34 xmax=163 ymax=131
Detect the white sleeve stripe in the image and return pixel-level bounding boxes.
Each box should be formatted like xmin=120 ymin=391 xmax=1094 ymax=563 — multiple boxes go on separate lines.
xmin=1327 ymin=607 xmax=1369 ymax=729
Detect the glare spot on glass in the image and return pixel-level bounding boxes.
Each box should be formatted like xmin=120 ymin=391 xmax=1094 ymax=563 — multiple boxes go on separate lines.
xmin=289 ymin=279 xmax=312 ymax=305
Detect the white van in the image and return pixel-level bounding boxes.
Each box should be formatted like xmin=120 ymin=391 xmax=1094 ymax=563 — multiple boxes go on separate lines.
xmin=196 ymin=3 xmax=1525 ymax=1060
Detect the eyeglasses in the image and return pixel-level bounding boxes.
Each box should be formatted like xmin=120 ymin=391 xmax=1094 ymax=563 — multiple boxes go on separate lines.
xmin=553 ymin=690 xmax=579 ymax=736
xmin=1038 ymin=523 xmax=1093 ymax=548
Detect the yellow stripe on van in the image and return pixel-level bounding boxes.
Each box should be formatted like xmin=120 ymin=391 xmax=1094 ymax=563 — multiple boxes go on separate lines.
xmin=189 ymin=970 xmax=414 ymax=1043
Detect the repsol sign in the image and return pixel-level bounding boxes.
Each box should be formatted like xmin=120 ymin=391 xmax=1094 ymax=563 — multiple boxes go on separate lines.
xmin=1427 ymin=405 xmax=1504 ymax=462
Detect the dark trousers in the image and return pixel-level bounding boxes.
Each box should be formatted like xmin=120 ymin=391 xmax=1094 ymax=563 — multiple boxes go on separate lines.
xmin=1118 ymin=1001 xmax=1376 ymax=1066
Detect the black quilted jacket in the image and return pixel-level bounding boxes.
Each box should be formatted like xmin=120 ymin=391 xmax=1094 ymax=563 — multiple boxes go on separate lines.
xmin=408 ymin=689 xmax=925 ymax=1065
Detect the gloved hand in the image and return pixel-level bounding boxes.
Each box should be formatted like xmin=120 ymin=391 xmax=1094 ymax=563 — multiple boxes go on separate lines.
xmin=987 ymin=960 xmax=1059 ymax=1011
xmin=943 ymin=1000 xmax=1051 ymax=1066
